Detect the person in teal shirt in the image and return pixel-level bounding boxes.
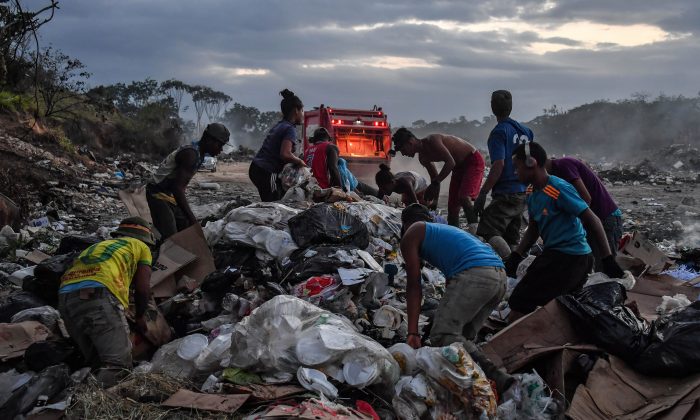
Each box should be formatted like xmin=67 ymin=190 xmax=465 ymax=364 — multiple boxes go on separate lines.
xmin=400 ymin=204 xmax=513 ymax=394
xmin=505 ymin=142 xmax=625 ymax=321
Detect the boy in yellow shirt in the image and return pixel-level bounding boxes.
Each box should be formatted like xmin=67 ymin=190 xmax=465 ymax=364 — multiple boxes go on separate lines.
xmin=58 ymin=216 xmax=155 ymax=387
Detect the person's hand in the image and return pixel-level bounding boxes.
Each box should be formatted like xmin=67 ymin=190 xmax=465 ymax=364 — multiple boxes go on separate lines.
xmin=474 ymin=190 xmax=488 ymax=217
xmin=135 ymin=315 xmax=149 ymax=334
xmin=602 ymin=255 xmax=625 ymax=279
xmin=424 ymin=181 xmax=440 ymax=202
xmin=295 ymin=158 xmax=307 ymax=168
xmin=407 ymin=333 xmax=422 ymax=349
xmin=504 ymin=251 xmax=525 ymax=278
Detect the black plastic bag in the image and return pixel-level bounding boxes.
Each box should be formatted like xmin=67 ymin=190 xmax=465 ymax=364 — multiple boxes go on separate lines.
xmin=283 ymin=245 xmax=358 ymax=285
xmin=0 ymin=291 xmax=46 ymax=323
xmin=200 ymin=267 xmax=241 ymax=295
xmin=557 ymin=282 xmax=651 ymax=361
xmin=24 ymin=340 xmax=84 ymax=372
xmin=632 ymin=301 xmax=700 ymax=377
xmin=25 ymin=252 xmax=79 ymax=304
xmin=56 ymin=235 xmax=100 ymax=254
xmin=0 ymin=364 xmax=71 ymax=418
xmin=288 ymin=204 xmax=369 ymax=249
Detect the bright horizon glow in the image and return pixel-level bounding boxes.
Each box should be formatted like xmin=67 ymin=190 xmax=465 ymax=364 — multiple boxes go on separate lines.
xmin=350 ymin=18 xmax=690 ymax=54
xmin=302 ymin=55 xmax=437 ymax=70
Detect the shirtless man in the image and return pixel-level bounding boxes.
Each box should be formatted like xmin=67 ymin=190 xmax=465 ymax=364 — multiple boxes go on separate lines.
xmin=392 ymin=128 xmax=485 ymax=227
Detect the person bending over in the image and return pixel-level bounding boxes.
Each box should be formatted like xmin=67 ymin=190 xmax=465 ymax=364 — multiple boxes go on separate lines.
xmin=375 ymin=164 xmax=434 ymax=207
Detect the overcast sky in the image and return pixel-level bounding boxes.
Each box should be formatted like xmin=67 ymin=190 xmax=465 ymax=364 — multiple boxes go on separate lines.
xmin=35 ymin=0 xmax=699 ymax=126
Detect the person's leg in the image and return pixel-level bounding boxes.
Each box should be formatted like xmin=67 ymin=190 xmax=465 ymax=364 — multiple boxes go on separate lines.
xmin=476 ymin=195 xmax=512 ymax=242
xmin=429 ymin=267 xmax=513 ymax=395
xmin=58 ymin=292 xmax=100 ymax=368
xmin=146 ymin=189 xmax=178 ymax=241
xmin=447 ymin=164 xmax=464 ymax=227
xmin=172 ymin=204 xmax=193 ymax=232
xmin=429 ymin=268 xmax=504 ymax=346
xmin=509 ymin=250 xmax=593 ymax=316
xmin=502 ymin=194 xmax=527 ymax=246
xmin=248 ymin=162 xmax=276 ymax=202
xmin=87 ymin=291 xmax=133 ymax=387
xmin=461 ymin=151 xmax=485 ymax=225
xmin=461 ymin=267 xmax=507 ymax=341
xmin=605 ymin=214 xmax=623 ymax=256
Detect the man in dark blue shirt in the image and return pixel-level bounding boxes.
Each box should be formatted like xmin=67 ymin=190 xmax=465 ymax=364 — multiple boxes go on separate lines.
xmin=475 ymin=90 xmax=533 ymax=247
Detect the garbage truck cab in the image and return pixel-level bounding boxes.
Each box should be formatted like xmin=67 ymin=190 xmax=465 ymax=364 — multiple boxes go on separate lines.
xmin=303 ymin=105 xmax=392 ymax=177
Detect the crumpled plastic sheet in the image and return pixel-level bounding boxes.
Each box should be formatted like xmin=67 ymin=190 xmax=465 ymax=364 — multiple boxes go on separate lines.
xmin=335 ymin=202 xmax=402 ymax=241
xmin=203 ymin=221 xmax=299 ymax=259
xmin=584 ymin=271 xmax=636 ymax=290
xmin=228 ymin=295 xmax=399 ymax=389
xmin=662 ymin=265 xmax=700 ymax=283
xmin=224 ymin=202 xmax=301 ymax=228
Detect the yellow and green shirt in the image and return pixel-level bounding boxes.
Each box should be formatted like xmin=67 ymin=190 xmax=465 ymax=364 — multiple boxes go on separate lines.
xmin=60 ymin=237 xmax=152 ymax=308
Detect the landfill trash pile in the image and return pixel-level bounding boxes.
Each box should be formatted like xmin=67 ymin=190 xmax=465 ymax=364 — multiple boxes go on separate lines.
xmin=2 ymin=130 xmax=700 ymax=419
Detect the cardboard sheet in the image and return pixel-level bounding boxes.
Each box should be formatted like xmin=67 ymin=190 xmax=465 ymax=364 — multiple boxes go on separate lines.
xmin=150 ymin=242 xmax=197 ymax=287
xmin=567 ymin=356 xmax=700 ymax=420
xmin=481 ymin=300 xmax=586 ymax=372
xmin=0 ymin=321 xmax=51 ymax=361
xmin=621 ymin=231 xmax=672 ymax=274
xmin=165 ymin=224 xmax=216 ymax=292
xmin=162 ymin=389 xmax=249 ymax=413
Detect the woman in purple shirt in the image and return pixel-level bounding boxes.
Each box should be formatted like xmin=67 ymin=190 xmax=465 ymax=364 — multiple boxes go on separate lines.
xmin=545 ymin=156 xmax=623 ymax=271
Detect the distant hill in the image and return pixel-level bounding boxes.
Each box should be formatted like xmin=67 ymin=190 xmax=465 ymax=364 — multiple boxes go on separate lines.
xmin=404 ymin=94 xmax=700 ymax=161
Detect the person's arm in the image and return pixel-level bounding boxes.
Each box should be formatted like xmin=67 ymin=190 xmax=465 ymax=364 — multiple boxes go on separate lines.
xmin=401 ymin=223 xmax=426 ymax=349
xmin=280 ymin=138 xmax=306 ymax=167
xmin=580 ymin=208 xmax=624 ymax=277
xmin=571 ymin=178 xmax=592 ymax=205
xmin=172 ymin=149 xmax=199 ymax=225
xmin=396 ymin=177 xmax=419 ymax=204
xmin=505 ymin=218 xmax=539 ymax=277
xmin=480 ymin=160 xmax=504 ymax=194
xmin=133 ymin=264 xmax=152 ymax=332
xmin=427 ymin=135 xmax=456 ymax=183
xmin=514 ymin=218 xmax=539 ymax=257
xmin=326 ymin=145 xmax=342 ymax=188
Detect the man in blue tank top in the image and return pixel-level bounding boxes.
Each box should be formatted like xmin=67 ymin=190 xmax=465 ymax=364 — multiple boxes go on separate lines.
xmin=505 ymin=142 xmax=626 ymax=321
xmin=400 ymin=204 xmax=513 ymax=393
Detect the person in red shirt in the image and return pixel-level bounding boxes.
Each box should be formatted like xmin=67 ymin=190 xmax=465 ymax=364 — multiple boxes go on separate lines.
xmin=304 ymin=127 xmax=342 ymax=189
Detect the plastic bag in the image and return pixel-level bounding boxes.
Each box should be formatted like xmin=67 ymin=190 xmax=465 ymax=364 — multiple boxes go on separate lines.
xmin=151 ymin=337 xmax=203 ymax=380
xmin=338 ymin=158 xmax=358 ymax=192
xmin=194 ymin=333 xmax=232 ymax=373
xmin=498 ymin=370 xmax=560 ymax=420
xmin=415 ymin=343 xmax=498 ymax=418
xmin=224 ymin=202 xmax=301 ymax=227
xmin=27 ymin=252 xmax=79 ymax=304
xmin=288 ymin=204 xmax=370 ymax=249
xmin=388 ymin=343 xmax=419 ymax=376
xmin=11 ymin=306 xmax=61 ymax=331
xmin=279 ymin=163 xmax=312 ymax=191
xmin=293 ymin=276 xmax=341 ymax=303
xmin=228 ymin=295 xmax=399 ymax=388
xmin=0 ymin=291 xmax=46 ymax=323
xmin=656 ymin=293 xmax=691 ymax=315
xmin=557 ymin=282 xmax=651 ymax=361
xmin=340 ymin=202 xmax=402 ymax=240
xmin=633 ymin=301 xmax=700 ymax=376
xmin=584 ymin=270 xmax=636 ymax=290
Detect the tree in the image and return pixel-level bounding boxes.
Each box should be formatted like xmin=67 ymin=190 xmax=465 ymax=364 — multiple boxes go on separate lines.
xmin=160 ymin=78 xmax=189 ymax=116
xmin=37 ymin=47 xmax=91 ymax=118
xmin=204 ymin=90 xmax=231 ymax=123
xmin=0 ymin=0 xmax=59 ymax=86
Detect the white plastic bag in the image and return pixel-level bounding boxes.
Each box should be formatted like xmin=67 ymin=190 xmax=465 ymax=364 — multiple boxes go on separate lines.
xmin=195 ymin=333 xmax=233 ymax=373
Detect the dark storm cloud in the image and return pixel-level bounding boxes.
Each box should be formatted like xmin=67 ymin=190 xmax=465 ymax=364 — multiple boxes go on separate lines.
xmin=36 ymin=0 xmax=699 ymax=125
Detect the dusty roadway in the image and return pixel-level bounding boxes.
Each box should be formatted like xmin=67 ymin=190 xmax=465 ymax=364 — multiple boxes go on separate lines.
xmin=192 ymin=161 xmax=699 ymax=244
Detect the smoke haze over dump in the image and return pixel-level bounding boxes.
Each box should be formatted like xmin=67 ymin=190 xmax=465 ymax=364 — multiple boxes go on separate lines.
xmin=37 ymin=0 xmax=700 ymax=126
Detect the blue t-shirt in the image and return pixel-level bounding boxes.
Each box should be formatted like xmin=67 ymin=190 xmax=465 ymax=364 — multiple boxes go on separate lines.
xmin=420 ymin=223 xmax=504 ymax=278
xmin=527 ymin=175 xmax=592 ymax=255
xmin=487 ymin=118 xmax=533 ymax=194
xmin=252 ymin=121 xmax=298 ymax=173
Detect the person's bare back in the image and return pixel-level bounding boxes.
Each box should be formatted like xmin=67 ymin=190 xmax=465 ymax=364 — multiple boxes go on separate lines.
xmin=419 ymin=134 xmax=475 ymax=166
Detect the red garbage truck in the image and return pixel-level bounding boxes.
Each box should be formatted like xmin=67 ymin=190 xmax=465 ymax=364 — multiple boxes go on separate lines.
xmin=303 ymin=105 xmax=392 ymax=176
